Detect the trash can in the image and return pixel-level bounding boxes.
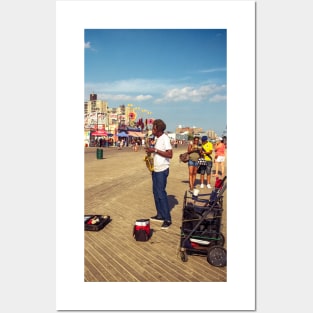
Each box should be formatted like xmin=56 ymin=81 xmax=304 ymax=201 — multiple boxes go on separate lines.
xmin=96 ymin=148 xmax=103 ymax=159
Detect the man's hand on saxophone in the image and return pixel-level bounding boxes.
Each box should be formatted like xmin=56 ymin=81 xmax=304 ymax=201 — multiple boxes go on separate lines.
xmin=145 ymin=146 xmax=156 ymax=155
xmin=145 ymin=146 xmax=173 ymax=158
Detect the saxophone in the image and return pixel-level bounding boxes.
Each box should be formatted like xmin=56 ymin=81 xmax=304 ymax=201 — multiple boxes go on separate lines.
xmin=144 ymin=136 xmax=154 ymax=172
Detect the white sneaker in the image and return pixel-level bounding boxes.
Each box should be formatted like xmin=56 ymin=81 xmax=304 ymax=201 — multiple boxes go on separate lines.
xmin=207 ymin=184 xmax=212 ymax=189
xmin=200 ymin=184 xmax=204 ymax=188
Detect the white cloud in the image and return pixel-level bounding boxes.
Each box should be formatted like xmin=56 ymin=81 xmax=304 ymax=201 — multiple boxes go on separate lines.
xmin=85 ymin=79 xmax=226 ymax=104
xmin=199 ymin=67 xmax=226 ymax=73
xmin=97 ymin=93 xmax=152 ymax=103
xmin=87 ymin=79 xmax=171 ymax=94
xmin=135 ymin=95 xmax=153 ymax=101
xmin=98 ymin=94 xmax=132 ymax=101
xmin=84 ymin=42 xmax=91 ymax=49
xmin=155 ymin=84 xmax=226 ymax=103
xmin=209 ymin=94 xmax=227 ymax=103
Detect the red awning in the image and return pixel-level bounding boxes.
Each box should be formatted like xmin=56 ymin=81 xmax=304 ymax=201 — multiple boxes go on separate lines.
xmin=128 ymin=131 xmax=145 ymax=138
xmin=91 ymin=130 xmax=108 ymax=136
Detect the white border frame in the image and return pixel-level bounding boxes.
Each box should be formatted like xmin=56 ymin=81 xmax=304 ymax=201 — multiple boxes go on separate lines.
xmin=56 ymin=1 xmax=255 ymax=310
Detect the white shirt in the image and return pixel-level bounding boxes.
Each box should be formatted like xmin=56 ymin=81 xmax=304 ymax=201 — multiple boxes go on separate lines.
xmin=154 ymin=133 xmax=172 ymax=172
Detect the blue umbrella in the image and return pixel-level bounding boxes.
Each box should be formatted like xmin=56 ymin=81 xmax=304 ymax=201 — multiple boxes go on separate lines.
xmin=117 ymin=132 xmax=128 ymax=137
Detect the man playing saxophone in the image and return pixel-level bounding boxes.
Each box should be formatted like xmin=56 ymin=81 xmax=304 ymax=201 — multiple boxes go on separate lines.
xmin=145 ymin=119 xmax=173 ymax=229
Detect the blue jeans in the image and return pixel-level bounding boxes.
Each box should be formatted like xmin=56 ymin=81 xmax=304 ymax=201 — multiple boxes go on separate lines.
xmin=152 ymin=168 xmax=171 ymax=222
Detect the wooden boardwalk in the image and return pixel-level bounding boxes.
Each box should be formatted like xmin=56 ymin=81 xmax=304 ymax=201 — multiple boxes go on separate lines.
xmin=84 ymin=144 xmax=227 ymax=282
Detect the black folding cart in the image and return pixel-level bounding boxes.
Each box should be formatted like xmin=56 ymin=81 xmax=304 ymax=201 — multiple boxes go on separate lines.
xmin=180 ymin=176 xmax=227 ymax=267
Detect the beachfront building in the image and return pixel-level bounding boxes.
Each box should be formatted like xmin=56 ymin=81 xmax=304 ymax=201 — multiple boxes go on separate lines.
xmin=84 ymin=94 xmax=151 ymax=146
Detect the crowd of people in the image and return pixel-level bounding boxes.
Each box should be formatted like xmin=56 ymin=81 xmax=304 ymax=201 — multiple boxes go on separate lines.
xmin=144 ymin=118 xmax=226 ymax=230
xmin=186 ymin=135 xmax=226 ymax=191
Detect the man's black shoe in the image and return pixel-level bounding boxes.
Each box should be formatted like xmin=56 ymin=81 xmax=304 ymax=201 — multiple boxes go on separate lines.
xmin=161 ymin=220 xmax=172 ymax=229
xmin=150 ymin=215 xmax=164 ymax=222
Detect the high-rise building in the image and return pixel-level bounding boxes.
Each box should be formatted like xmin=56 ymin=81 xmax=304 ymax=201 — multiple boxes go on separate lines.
xmin=85 ymin=93 xmax=108 ymax=114
xmin=90 ymin=93 xmax=97 ymax=101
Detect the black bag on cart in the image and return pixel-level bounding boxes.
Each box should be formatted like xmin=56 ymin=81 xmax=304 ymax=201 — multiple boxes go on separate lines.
xmin=84 ymin=215 xmax=111 ymax=231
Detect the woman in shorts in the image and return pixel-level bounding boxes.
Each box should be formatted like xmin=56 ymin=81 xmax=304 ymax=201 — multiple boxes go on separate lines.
xmin=187 ymin=136 xmax=202 ymax=190
xmin=214 ymin=137 xmax=226 ymax=177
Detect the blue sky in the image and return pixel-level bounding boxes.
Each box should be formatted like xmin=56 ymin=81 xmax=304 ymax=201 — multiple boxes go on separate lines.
xmin=84 ymin=29 xmax=226 ymax=135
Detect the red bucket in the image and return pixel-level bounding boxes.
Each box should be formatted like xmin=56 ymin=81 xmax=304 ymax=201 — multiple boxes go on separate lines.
xmin=134 ymin=219 xmax=150 ymax=236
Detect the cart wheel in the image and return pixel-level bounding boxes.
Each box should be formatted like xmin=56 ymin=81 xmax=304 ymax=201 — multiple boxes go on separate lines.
xmin=180 ymin=251 xmax=188 ymax=262
xmin=209 ymin=233 xmax=225 ymax=247
xmin=207 ymin=246 xmax=227 ymax=267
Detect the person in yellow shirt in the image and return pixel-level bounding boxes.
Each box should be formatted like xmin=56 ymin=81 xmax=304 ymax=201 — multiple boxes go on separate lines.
xmin=199 ymin=136 xmax=213 ymax=189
